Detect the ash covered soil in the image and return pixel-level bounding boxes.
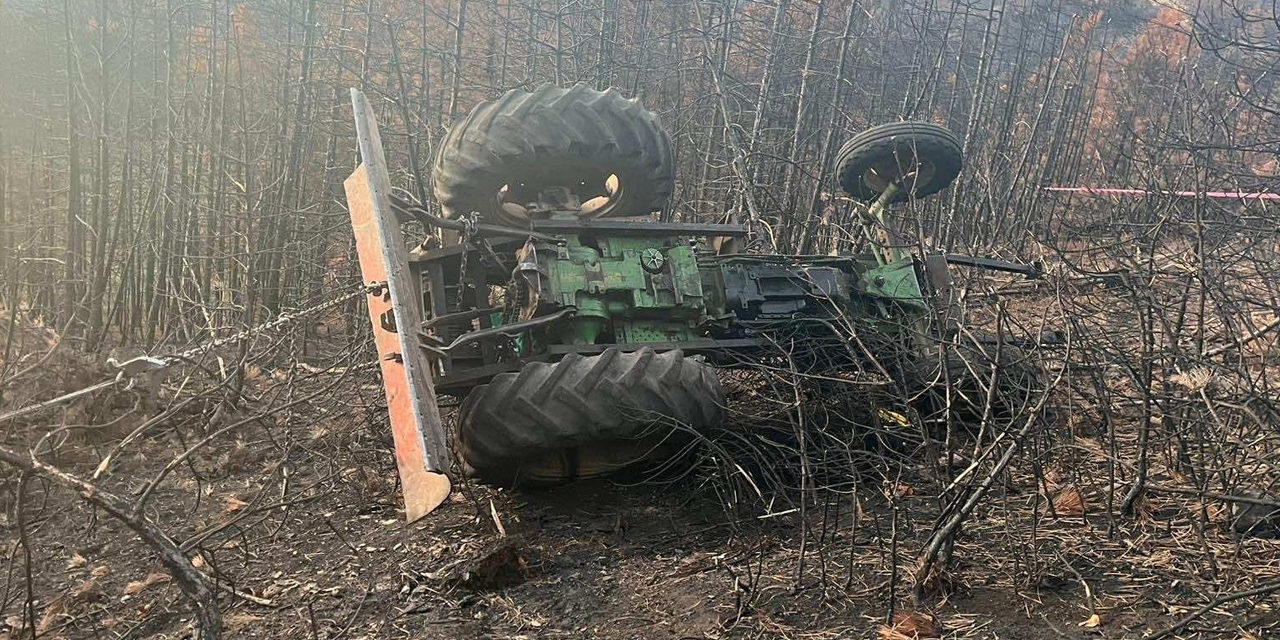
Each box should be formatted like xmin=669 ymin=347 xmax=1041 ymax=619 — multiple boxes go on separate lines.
xmin=3 ymin=336 xmax=1278 ymax=639
xmin=10 ymin=459 xmax=1097 ymax=640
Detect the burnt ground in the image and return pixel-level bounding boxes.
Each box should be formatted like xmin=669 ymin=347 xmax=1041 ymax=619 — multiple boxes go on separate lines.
xmin=6 ymin=464 xmax=1098 ymax=640
xmin=3 ymin=309 xmax=1280 ymax=640
xmin=5 ymin=374 xmax=1278 ymax=640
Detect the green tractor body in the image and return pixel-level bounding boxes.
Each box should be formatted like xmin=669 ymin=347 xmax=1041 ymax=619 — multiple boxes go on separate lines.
xmin=520 ymin=238 xmax=930 ymax=347
xmin=411 ymin=218 xmax=936 ymax=399
xmin=345 ymin=82 xmax=1036 ymax=498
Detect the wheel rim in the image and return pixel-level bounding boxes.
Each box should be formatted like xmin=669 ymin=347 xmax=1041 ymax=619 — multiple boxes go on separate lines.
xmin=858 ymin=147 xmax=939 ymax=196
xmin=494 ymin=172 xmax=625 ymax=221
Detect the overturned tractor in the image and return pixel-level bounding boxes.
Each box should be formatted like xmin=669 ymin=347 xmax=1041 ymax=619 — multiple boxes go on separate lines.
xmin=343 ymin=83 xmax=1037 ymax=520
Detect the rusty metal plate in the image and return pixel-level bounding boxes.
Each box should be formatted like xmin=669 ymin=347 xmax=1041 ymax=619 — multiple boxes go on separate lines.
xmin=345 ymin=88 xmax=451 ymax=521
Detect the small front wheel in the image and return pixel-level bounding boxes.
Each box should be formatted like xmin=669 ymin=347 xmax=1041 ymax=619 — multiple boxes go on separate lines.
xmin=835 ymin=122 xmax=963 ymax=202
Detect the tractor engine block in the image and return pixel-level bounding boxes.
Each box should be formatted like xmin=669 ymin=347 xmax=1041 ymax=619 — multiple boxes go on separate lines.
xmin=515 ymin=236 xmax=707 ymax=345
xmin=510 ymin=235 xmax=925 ymax=347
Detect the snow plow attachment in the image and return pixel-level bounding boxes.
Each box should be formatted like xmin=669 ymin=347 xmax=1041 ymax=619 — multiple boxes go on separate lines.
xmin=344 ymin=89 xmax=452 ymax=521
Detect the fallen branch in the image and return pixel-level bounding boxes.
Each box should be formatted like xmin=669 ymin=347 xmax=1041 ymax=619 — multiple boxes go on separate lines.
xmin=0 ymin=444 xmax=223 ymax=639
xmin=1145 ymin=579 xmax=1280 ymax=640
xmin=1203 ymin=315 xmax=1280 ymax=357
xmin=912 ymin=328 xmax=1067 ymax=602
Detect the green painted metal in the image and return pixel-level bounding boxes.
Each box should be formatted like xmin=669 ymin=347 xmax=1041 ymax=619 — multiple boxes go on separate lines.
xmin=860 ymin=259 xmax=927 ymax=309
xmin=502 ymin=224 xmax=934 ymax=351
xmin=864 ymin=180 xmax=902 ymax=267
xmin=531 ymin=236 xmax=706 ymax=345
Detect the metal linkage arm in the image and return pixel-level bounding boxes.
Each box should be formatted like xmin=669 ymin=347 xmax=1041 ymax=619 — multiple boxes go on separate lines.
xmin=944 ymin=254 xmax=1043 ymax=279
xmin=388 ymin=194 xmax=566 ymax=245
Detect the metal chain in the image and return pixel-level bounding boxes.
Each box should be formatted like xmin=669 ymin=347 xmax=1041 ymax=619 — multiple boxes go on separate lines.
xmin=455 ymin=212 xmax=479 ymax=308
xmin=0 ymin=282 xmax=378 ymax=424
xmin=165 ymin=282 xmax=378 ymax=363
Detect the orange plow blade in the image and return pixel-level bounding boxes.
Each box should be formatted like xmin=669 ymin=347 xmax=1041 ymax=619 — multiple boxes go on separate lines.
xmin=344 ymin=89 xmax=451 ymax=521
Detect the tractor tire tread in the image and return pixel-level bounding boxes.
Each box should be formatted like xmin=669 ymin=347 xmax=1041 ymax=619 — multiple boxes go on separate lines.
xmin=457 ymin=348 xmax=725 ymax=484
xmin=434 ymin=83 xmax=674 ymax=226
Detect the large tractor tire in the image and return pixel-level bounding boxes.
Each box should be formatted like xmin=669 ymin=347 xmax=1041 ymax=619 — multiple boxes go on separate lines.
xmin=457 ymin=348 xmax=725 ymax=486
xmin=835 ymin=122 xmax=962 ymax=202
xmin=433 ymin=83 xmax=675 ymax=227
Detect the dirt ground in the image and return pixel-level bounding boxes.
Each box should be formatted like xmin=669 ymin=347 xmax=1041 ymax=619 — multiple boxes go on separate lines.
xmin=4 ymin=295 xmax=1280 ymax=640
xmin=6 ymin=375 xmax=1277 ymax=640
